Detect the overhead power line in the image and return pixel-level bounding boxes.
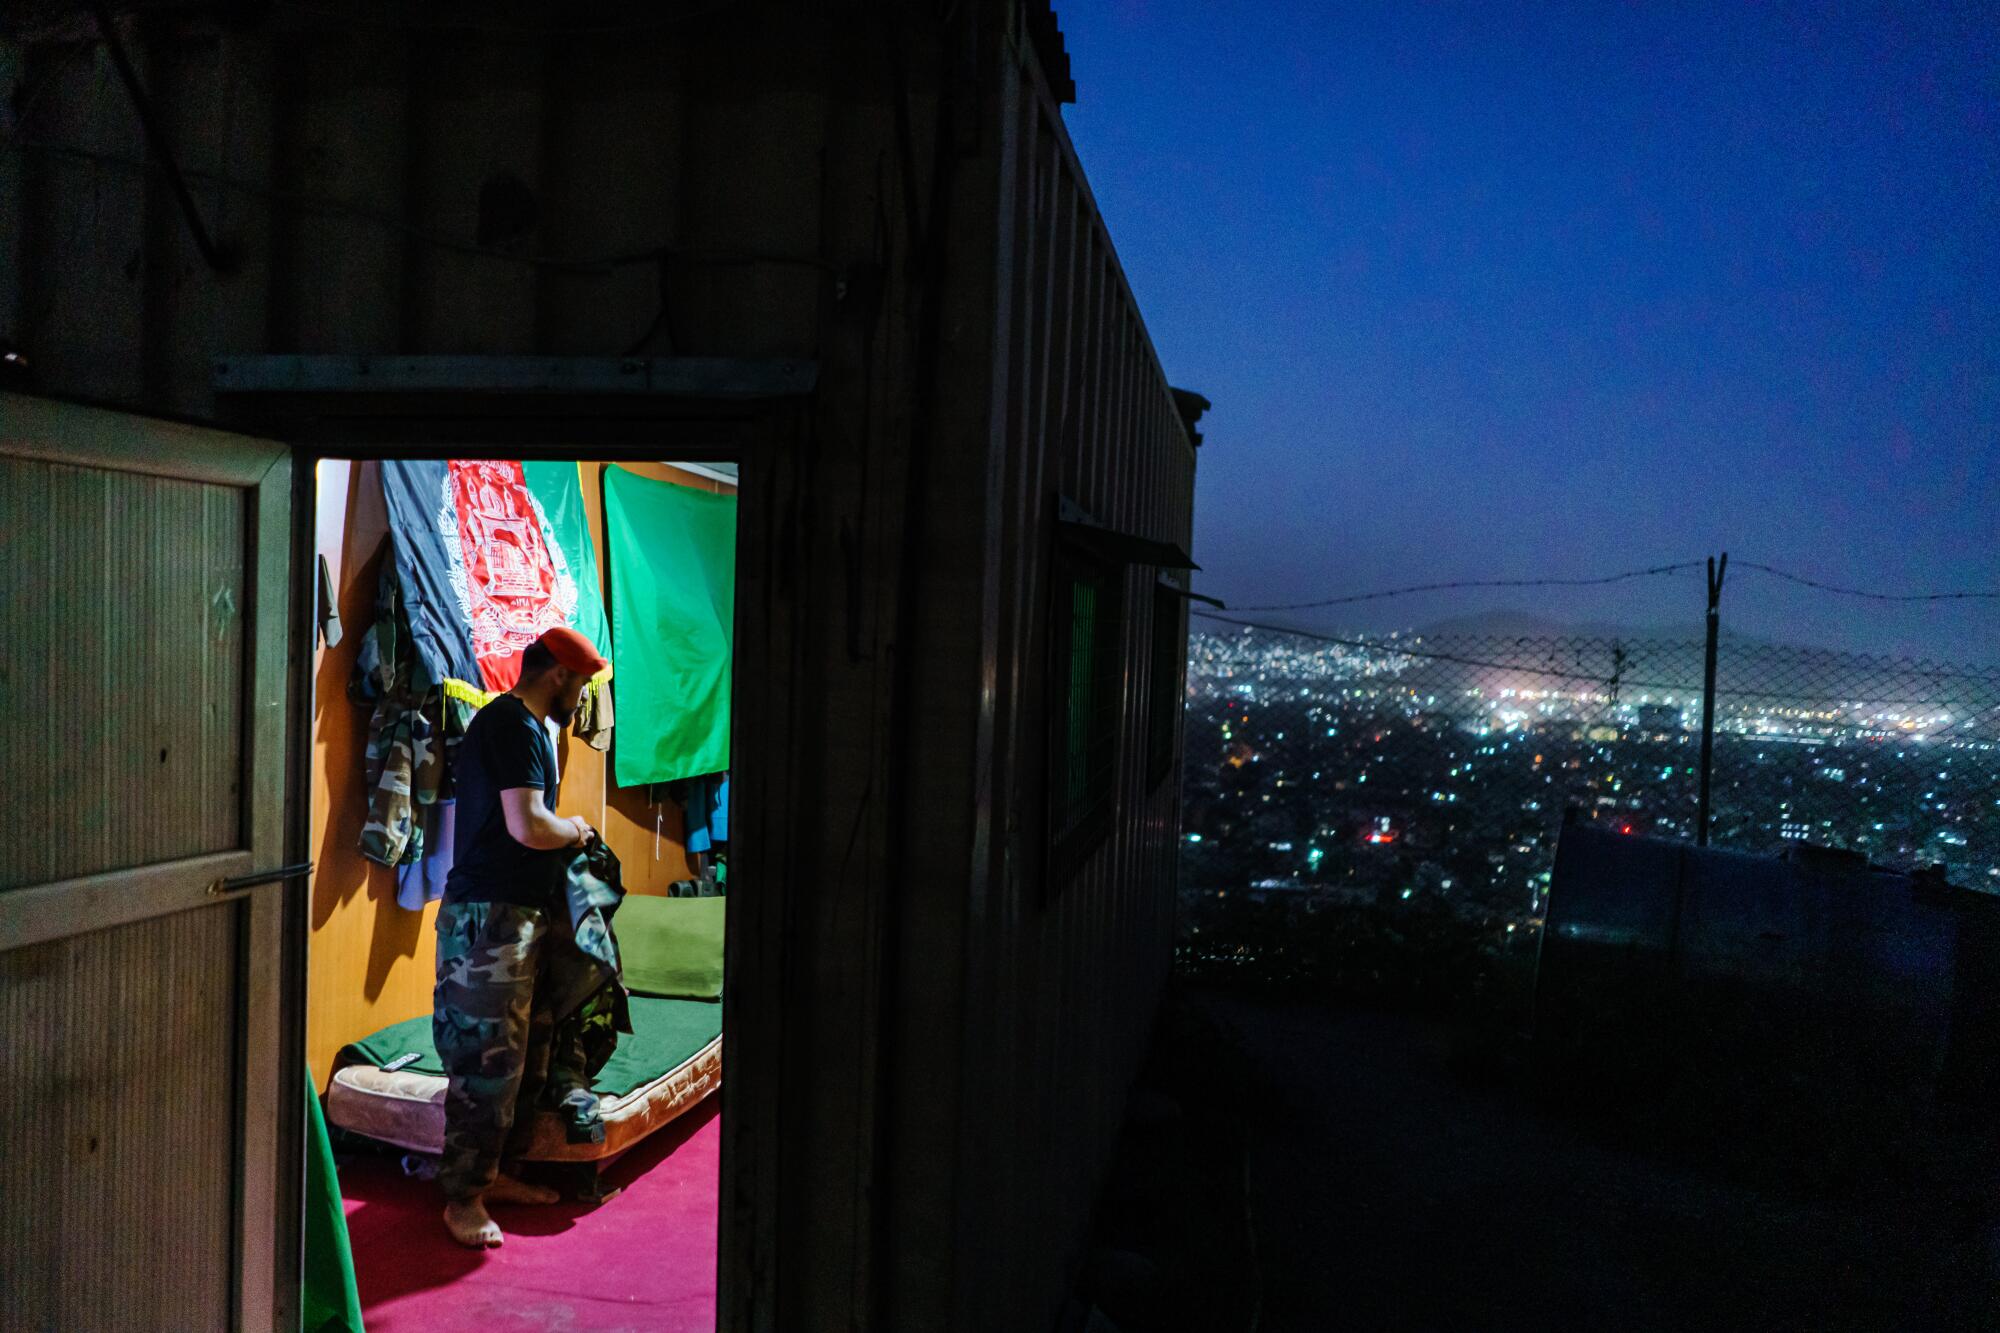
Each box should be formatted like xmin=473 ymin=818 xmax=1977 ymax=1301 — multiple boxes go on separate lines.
xmin=1734 ymin=561 xmax=2000 ymax=603
xmin=1227 ymin=560 xmax=1706 ymax=613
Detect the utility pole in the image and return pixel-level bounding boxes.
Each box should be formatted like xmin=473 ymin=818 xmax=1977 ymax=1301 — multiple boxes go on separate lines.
xmin=1696 ymin=552 xmax=1728 ymax=846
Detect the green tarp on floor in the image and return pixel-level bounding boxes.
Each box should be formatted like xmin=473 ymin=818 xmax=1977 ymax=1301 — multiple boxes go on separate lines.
xmin=305 ymin=1069 xmax=366 ymax=1333
xmin=604 ymin=466 xmax=736 ymax=787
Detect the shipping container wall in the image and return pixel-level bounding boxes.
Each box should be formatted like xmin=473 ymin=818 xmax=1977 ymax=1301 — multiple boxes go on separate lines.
xmin=0 ymin=5 xmax=1195 ymax=1329
xmin=946 ymin=21 xmax=1200 ymax=1328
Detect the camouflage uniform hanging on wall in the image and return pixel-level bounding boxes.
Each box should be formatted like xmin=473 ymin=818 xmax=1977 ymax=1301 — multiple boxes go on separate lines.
xmin=351 ymin=560 xmax=479 ymax=869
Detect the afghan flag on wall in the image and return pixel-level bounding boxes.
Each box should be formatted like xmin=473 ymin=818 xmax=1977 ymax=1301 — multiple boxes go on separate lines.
xmin=380 ymin=460 xmax=613 ymax=695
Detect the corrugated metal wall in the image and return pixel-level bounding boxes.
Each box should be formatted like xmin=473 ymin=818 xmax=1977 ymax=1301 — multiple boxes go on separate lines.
xmin=3 ymin=10 xmax=821 ymax=414
xmin=949 ymin=20 xmax=1199 ymax=1327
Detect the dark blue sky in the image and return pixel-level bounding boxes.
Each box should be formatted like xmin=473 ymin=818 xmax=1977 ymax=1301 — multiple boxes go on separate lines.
xmin=1060 ymin=1 xmax=1998 ymax=660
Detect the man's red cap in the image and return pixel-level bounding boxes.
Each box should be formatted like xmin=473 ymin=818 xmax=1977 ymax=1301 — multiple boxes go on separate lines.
xmin=538 ymin=626 xmax=609 ymax=678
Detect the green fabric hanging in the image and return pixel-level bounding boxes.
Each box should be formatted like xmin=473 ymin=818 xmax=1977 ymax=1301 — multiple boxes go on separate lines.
xmin=604 ymin=466 xmax=736 ymax=787
xmin=302 ymin=1069 xmax=366 ymax=1333
xmin=522 ymin=461 xmax=614 ymax=662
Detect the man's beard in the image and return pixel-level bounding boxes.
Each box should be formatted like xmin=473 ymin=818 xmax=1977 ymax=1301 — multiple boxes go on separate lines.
xmin=550 ymin=703 xmax=578 ymax=727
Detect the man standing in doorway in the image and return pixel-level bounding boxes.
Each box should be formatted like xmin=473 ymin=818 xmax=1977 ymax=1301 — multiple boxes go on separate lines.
xmin=433 ymin=627 xmax=607 ymax=1248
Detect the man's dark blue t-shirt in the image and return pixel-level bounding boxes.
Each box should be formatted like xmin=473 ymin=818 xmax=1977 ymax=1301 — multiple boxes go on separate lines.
xmin=444 ymin=694 xmax=565 ymax=909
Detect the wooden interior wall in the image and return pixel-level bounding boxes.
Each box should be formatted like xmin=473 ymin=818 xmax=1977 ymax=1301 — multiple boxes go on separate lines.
xmin=306 ymin=458 xmax=735 ymax=1088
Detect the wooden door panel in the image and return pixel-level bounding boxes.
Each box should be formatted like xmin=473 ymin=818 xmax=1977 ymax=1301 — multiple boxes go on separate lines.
xmin=0 ymin=456 xmax=247 ymax=892
xmin=0 ymin=906 xmax=240 ymax=1331
xmin=0 ymin=394 xmax=295 ymax=1331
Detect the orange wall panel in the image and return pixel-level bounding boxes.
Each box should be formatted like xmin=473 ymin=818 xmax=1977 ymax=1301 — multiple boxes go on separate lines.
xmin=305 ymin=460 xmax=437 ymax=1091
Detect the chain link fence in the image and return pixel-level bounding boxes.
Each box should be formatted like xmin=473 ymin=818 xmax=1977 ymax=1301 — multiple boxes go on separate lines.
xmin=1175 ymin=620 xmax=2000 ymax=1003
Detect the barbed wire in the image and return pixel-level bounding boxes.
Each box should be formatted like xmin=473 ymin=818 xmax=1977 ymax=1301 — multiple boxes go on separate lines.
xmin=1733 ymin=560 xmax=2000 ymax=603
xmin=1211 ymin=556 xmax=2000 ymax=615
xmin=1225 ymin=560 xmax=1706 ymax=613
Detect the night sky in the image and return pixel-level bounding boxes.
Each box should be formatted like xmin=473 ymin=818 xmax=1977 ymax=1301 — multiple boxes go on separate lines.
xmin=1059 ymin=2 xmax=1998 ymax=662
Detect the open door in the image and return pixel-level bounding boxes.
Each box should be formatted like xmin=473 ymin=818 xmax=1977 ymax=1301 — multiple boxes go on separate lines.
xmin=0 ymin=395 xmax=299 ymax=1330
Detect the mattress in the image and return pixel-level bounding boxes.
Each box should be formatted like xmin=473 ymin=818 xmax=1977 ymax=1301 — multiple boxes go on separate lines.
xmin=326 ymin=996 xmax=722 ymax=1163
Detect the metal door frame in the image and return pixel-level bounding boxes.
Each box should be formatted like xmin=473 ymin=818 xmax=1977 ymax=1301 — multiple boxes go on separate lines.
xmin=220 ymin=355 xmax=815 ymax=1332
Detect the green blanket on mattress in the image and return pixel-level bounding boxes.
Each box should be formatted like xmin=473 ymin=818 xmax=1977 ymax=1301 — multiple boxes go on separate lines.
xmin=342 ymin=995 xmax=720 ymax=1098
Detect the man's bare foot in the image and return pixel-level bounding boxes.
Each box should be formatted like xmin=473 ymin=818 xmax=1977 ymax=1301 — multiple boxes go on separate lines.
xmin=443 ymin=1198 xmax=503 ymax=1248
xmin=485 ymin=1173 xmax=561 ymax=1205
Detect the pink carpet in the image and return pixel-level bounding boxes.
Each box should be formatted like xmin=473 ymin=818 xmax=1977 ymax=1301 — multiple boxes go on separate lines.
xmin=340 ymin=1097 xmax=719 ymax=1333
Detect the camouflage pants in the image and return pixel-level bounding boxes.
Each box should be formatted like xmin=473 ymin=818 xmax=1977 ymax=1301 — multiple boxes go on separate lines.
xmin=434 ymin=902 xmax=559 ymax=1201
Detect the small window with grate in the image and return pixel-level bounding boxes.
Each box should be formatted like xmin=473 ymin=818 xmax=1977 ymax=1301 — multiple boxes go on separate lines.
xmin=1146 ymin=582 xmax=1184 ymax=791
xmin=1049 ymin=537 xmax=1125 ymax=879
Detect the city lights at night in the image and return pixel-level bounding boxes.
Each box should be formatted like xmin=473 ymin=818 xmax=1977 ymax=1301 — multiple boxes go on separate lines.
xmin=1180 ymin=626 xmax=2000 ymax=937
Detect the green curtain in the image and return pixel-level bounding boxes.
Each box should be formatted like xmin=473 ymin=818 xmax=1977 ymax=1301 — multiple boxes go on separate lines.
xmin=522 ymin=461 xmax=614 ymax=662
xmin=604 ymin=466 xmax=737 ymax=786
xmin=302 ymin=1070 xmax=366 ymax=1333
